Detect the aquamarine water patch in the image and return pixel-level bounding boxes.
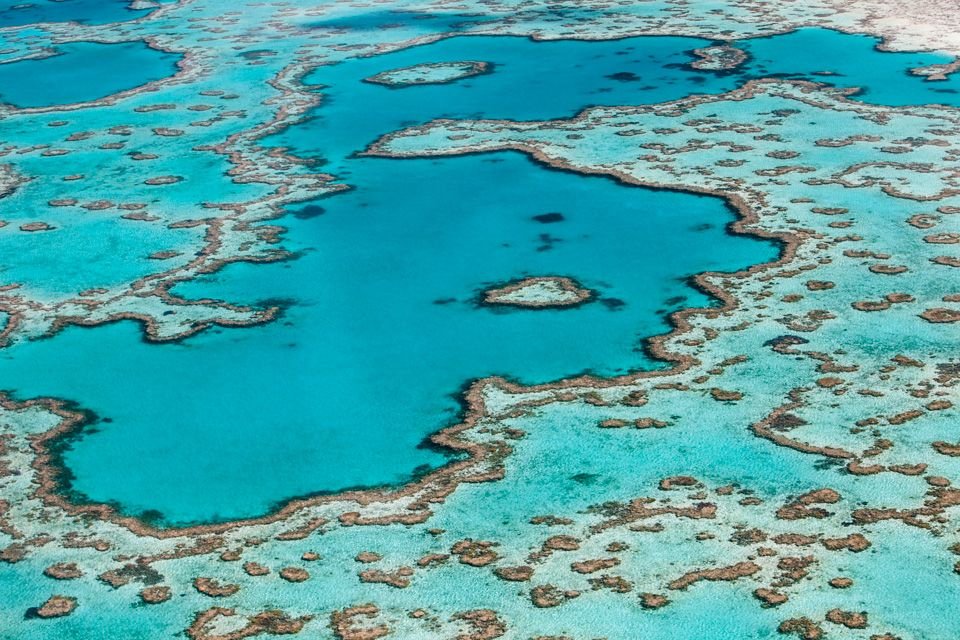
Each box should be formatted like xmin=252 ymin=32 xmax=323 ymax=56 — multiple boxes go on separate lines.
xmin=0 ymin=212 xmax=200 ymax=297
xmin=268 ymin=34 xmax=743 ymax=166
xmin=0 ymin=0 xmax=154 ymax=28
xmin=10 ymin=32 xmax=799 ymax=526
xmin=738 ymin=28 xmax=960 ymax=107
xmin=271 ymin=29 xmax=960 ymax=174
xmin=2 ymin=0 xmax=960 ymax=637
xmin=32 ymin=27 xmax=960 ymax=526
xmin=0 ymin=40 xmax=180 ymax=109
xmin=1 ymin=151 xmax=774 ymax=526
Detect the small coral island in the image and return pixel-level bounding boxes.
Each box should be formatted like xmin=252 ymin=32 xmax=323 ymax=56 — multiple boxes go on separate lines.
xmin=482 ymin=276 xmax=594 ymax=309
xmin=364 ymin=61 xmax=492 ymax=87
xmin=690 ymin=44 xmax=748 ymax=71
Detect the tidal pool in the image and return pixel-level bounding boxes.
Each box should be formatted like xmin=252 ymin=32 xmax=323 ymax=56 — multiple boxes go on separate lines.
xmin=0 ymin=40 xmax=180 ymax=108
xmin=12 ymin=27 xmax=955 ymax=526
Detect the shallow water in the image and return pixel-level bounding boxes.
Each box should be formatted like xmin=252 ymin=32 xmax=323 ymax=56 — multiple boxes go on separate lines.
xmin=8 ymin=26 xmax=957 ymax=526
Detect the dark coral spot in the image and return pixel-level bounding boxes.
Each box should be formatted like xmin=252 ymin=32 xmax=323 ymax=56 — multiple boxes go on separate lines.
xmin=292 ymin=205 xmax=326 ymax=220
xmin=532 ymin=212 xmax=565 ymax=224
xmin=571 ymin=473 xmax=599 ymax=485
xmin=600 ymin=298 xmax=626 ymax=310
xmin=764 ymin=335 xmax=809 ymax=349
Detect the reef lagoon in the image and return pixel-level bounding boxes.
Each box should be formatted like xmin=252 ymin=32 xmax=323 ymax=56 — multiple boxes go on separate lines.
xmin=0 ymin=40 xmax=181 ymax=109
xmin=1 ymin=1 xmax=959 ymax=639
xmin=0 ymin=0 xmax=159 ymax=29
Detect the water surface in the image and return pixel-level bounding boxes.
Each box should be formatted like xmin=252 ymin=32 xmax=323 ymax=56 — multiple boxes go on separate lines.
xmin=13 ymin=27 xmax=953 ymax=525
xmin=0 ymin=0 xmax=153 ymax=28
xmin=0 ymin=41 xmax=179 ymax=108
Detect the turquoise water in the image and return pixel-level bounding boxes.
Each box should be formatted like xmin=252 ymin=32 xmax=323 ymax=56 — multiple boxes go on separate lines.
xmin=306 ymin=9 xmax=495 ymax=33
xmin=2 ymin=1 xmax=960 ymax=635
xmin=270 ymin=34 xmax=746 ymax=165
xmin=0 ymin=41 xmax=179 ymax=108
xmin=9 ymin=27 xmax=957 ymax=526
xmin=738 ymin=29 xmax=960 ymax=106
xmin=0 ymin=34 xmax=779 ymax=526
xmin=4 ymin=153 xmax=771 ymax=526
xmin=274 ymin=28 xmax=960 ymax=171
xmin=0 ymin=0 xmax=152 ymax=28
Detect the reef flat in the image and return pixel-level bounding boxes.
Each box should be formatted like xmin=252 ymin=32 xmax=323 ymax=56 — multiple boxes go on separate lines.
xmin=482 ymin=276 xmax=594 ymax=309
xmin=0 ymin=1 xmax=959 ymax=639
xmin=364 ymin=60 xmax=491 ymax=87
